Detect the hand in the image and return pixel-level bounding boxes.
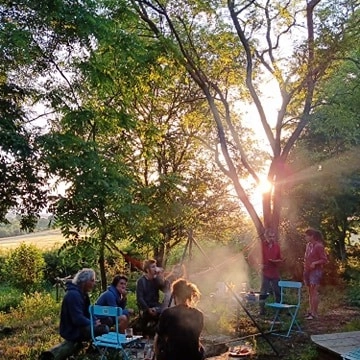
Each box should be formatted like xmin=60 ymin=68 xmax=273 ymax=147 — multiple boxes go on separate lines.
xmin=120 ymin=288 xmax=127 ymax=296
xmin=148 ymin=307 xmax=157 ymax=316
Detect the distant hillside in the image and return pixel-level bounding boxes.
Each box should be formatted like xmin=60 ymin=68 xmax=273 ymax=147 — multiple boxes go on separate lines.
xmin=0 ymin=229 xmax=66 ymax=250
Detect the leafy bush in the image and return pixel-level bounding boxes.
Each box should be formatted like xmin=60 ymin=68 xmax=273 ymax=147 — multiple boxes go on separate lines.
xmin=19 ymin=292 xmax=59 ymax=321
xmin=4 ymin=243 xmax=45 ymax=293
xmin=42 ymin=248 xmax=80 ymax=283
xmin=348 ymin=280 xmax=360 ymax=306
xmin=0 ymin=292 xmax=61 ymax=360
xmin=0 ymin=284 xmax=24 ymax=311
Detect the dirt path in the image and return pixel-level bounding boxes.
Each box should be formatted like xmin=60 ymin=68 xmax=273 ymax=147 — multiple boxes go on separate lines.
xmin=206 ymin=304 xmax=360 ymax=359
xmin=301 ymin=305 xmax=360 ymax=335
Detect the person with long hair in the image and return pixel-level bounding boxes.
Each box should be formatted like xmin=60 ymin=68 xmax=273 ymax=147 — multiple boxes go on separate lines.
xmin=303 ymin=228 xmax=328 ymax=320
xmin=59 ymin=268 xmax=108 ymax=342
xmin=154 ymin=278 xmax=204 ymax=360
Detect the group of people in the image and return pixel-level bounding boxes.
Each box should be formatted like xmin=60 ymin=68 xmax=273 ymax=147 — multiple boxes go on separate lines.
xmin=58 ymin=226 xmax=327 ymax=359
xmin=249 ymin=227 xmax=328 ymax=320
xmin=59 ymin=259 xmax=205 ymax=360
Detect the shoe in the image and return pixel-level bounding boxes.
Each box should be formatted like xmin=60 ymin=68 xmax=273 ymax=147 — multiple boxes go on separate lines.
xmin=305 ymin=314 xmax=314 ymax=320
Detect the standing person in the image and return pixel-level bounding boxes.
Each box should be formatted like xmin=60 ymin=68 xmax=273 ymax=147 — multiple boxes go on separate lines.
xmin=303 ymin=228 xmax=328 ymax=320
xmin=96 ymin=274 xmax=134 ymax=333
xmin=60 ymin=268 xmax=108 ymax=342
xmin=248 ymin=228 xmax=284 ymax=315
xmin=154 ymin=278 xmax=205 ymax=360
xmin=136 ymin=259 xmax=168 ymax=326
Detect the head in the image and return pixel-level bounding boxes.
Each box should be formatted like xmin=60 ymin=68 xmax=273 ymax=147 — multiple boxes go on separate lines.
xmin=143 ymin=259 xmax=157 ymax=279
xmin=72 ymin=268 xmax=96 ymax=293
xmin=172 ymin=278 xmax=201 ymax=307
xmin=264 ymin=228 xmax=277 ymax=244
xmin=305 ymin=228 xmax=324 ymax=243
xmin=112 ymin=274 xmax=128 ymax=293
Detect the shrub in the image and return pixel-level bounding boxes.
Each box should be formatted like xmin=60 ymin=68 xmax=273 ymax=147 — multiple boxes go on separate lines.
xmin=4 ymin=243 xmax=45 ymax=293
xmin=42 ymin=248 xmax=80 ymax=284
xmin=0 ymin=284 xmax=23 ymax=311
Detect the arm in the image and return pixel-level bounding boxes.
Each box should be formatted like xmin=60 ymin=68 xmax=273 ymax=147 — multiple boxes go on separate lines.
xmin=96 ymin=290 xmax=117 ymax=307
xmin=67 ymin=294 xmax=92 ymax=327
xmin=269 ymin=243 xmax=284 ymax=263
xmin=312 ymin=244 xmax=328 ymax=267
xmin=136 ymin=277 xmax=149 ymax=311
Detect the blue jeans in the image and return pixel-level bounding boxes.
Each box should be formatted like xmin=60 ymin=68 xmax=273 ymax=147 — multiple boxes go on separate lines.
xmin=259 ymin=275 xmax=281 ymax=313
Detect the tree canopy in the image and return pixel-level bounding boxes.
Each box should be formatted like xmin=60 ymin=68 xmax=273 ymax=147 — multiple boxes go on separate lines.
xmin=1 ymin=0 xmax=360 ymax=280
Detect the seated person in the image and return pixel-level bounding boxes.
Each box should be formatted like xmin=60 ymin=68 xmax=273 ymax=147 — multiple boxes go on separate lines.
xmin=162 ymin=263 xmax=187 ymax=310
xmin=60 ymin=268 xmax=109 ymax=342
xmin=136 ymin=259 xmax=168 ymax=324
xmin=96 ymin=274 xmax=134 ymax=333
xmin=154 ymin=278 xmax=205 ymax=360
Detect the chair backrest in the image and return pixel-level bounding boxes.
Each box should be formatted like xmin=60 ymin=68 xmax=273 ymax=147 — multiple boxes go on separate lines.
xmin=278 ymin=280 xmax=302 ymax=306
xmin=89 ymin=305 xmax=122 ymax=340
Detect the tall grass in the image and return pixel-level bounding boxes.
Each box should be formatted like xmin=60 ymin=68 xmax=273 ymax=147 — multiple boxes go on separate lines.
xmin=0 ymin=292 xmax=61 ymax=360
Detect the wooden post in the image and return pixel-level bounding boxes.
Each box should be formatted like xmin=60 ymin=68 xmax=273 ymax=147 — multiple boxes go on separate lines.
xmin=39 ymin=341 xmax=83 ymax=360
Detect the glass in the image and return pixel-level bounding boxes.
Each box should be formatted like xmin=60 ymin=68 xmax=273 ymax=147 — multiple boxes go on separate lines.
xmin=125 ymin=327 xmax=133 ymax=339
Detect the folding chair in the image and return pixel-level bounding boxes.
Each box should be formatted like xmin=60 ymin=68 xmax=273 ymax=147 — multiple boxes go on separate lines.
xmin=343 ymin=347 xmax=360 ymax=360
xmin=89 ymin=305 xmax=142 ymax=360
xmin=265 ymin=280 xmax=302 ymax=337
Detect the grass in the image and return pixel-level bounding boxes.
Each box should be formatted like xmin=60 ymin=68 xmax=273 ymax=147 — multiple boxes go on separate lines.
xmin=1 ymin=283 xmax=360 ymax=359
xmin=0 ymin=229 xmax=66 ymax=250
xmin=0 ymin=232 xmax=359 ymax=359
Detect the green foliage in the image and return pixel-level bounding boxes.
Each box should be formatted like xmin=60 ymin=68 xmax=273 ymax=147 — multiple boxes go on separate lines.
xmin=348 ymin=281 xmax=360 ymax=307
xmin=0 ymin=292 xmax=61 ymax=360
xmin=0 ymin=216 xmax=53 ymax=238
xmin=0 ymin=284 xmax=23 ymax=312
xmin=19 ymin=292 xmax=59 ymax=322
xmin=43 ymin=246 xmax=97 ymax=282
xmin=4 ymin=243 xmax=45 ymax=293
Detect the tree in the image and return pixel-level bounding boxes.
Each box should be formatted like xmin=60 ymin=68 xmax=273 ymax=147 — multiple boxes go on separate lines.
xmin=127 ymin=0 xmax=359 ymax=239
xmin=284 ymin=43 xmax=360 ymax=261
xmin=39 ymin=21 xmax=249 ymax=282
xmin=0 ymin=0 xmax=103 ymax=229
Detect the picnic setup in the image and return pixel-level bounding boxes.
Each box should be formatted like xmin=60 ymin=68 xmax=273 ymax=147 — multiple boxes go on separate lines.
xmin=36 ymin=233 xmax=360 ymax=360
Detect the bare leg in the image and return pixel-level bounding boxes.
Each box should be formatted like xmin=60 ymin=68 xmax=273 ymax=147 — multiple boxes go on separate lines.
xmin=119 ymin=315 xmax=129 ymax=334
xmin=310 ymin=284 xmax=320 ymax=316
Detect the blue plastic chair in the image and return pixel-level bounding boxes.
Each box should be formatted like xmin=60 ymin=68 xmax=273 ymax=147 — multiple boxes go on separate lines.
xmin=343 ymin=348 xmax=360 ymax=360
xmin=89 ymin=305 xmax=142 ymax=360
xmin=265 ymin=280 xmax=302 ymax=337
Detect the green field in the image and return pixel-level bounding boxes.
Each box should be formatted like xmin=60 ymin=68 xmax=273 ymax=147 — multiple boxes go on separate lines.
xmin=0 ymin=230 xmax=66 ymax=250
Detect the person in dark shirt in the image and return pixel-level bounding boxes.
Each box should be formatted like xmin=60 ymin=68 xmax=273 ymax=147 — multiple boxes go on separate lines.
xmin=96 ymin=274 xmax=134 ymax=333
xmin=154 ymin=278 xmax=205 ymax=360
xmin=136 ymin=259 xmax=167 ymax=320
xmin=59 ymin=268 xmax=108 ymax=342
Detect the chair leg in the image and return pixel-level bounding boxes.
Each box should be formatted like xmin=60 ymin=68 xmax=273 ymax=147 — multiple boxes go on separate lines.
xmin=98 ymin=347 xmax=108 ymax=360
xmin=269 ymin=309 xmax=281 ymax=332
xmin=269 ymin=309 xmax=302 ymax=337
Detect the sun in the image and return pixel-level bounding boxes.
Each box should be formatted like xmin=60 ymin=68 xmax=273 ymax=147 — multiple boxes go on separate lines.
xmin=257 ymin=178 xmax=272 ymax=193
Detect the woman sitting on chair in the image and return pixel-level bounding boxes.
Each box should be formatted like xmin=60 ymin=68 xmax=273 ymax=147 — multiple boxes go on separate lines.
xmin=154 ymin=278 xmax=205 ymax=360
